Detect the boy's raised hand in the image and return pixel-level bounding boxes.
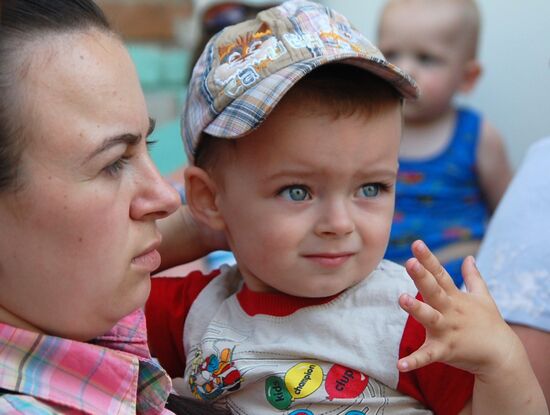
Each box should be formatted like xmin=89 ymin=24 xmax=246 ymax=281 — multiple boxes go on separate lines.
xmin=397 ymin=239 xmax=517 ymax=376
xmin=397 ymin=240 xmax=548 ymax=414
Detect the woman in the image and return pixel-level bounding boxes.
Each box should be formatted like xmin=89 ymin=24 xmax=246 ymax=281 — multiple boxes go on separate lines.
xmin=0 ymin=1 xmax=226 ymax=413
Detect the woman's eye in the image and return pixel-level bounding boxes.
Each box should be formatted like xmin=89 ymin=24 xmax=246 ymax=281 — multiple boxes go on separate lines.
xmin=280 ymin=186 xmax=310 ymax=202
xmin=359 ymin=183 xmax=380 ymax=198
xmin=104 ymin=157 xmax=129 ymax=176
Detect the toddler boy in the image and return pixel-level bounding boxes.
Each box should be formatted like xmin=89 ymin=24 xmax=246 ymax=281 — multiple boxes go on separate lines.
xmin=147 ymin=1 xmax=546 ymax=414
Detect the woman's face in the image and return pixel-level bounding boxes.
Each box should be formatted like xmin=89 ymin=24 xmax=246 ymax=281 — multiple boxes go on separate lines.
xmin=0 ymin=30 xmax=180 ymax=340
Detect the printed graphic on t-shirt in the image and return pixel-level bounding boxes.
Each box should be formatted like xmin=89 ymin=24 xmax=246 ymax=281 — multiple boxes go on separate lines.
xmin=185 ymin=328 xmax=428 ymax=415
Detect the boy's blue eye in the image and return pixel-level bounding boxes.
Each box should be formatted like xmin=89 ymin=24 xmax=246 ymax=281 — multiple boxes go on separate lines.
xmin=280 ymin=185 xmax=310 ymax=201
xmin=359 ymin=184 xmax=380 ymax=198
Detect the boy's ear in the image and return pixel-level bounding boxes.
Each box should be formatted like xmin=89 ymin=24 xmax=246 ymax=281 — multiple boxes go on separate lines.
xmin=459 ymin=59 xmax=482 ymax=93
xmin=184 ymin=166 xmax=226 ymax=231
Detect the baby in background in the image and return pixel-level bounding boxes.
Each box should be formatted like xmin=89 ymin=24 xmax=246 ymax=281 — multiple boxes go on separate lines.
xmin=146 ymin=1 xmax=546 ymax=414
xmin=378 ymin=0 xmax=512 ymax=286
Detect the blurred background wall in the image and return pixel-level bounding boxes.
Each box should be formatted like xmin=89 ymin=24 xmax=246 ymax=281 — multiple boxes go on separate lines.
xmin=326 ymin=0 xmax=550 ymax=170
xmin=97 ymin=0 xmax=193 ymax=175
xmin=98 ymin=0 xmax=550 ymax=175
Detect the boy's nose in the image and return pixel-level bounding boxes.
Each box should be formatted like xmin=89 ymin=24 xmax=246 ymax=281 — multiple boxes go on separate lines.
xmin=314 ymin=200 xmax=355 ymax=238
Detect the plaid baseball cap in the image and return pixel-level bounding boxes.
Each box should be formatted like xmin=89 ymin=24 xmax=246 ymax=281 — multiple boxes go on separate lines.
xmin=182 ymin=0 xmax=418 ymax=162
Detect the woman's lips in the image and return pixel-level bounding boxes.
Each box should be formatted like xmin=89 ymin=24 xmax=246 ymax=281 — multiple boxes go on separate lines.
xmin=132 ymin=248 xmax=161 ymax=272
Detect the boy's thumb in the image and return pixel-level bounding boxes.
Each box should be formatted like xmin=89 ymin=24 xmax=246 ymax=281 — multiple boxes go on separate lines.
xmin=461 ymin=256 xmax=488 ymax=294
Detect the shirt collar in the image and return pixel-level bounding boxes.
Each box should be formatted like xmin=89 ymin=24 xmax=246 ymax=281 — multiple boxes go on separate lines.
xmin=237 ymin=283 xmax=339 ymax=316
xmin=0 ymin=309 xmax=171 ymax=415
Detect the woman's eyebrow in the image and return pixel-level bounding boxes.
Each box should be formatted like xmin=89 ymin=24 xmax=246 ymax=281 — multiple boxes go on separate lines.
xmin=85 ymin=117 xmax=156 ymax=162
xmin=85 ymin=133 xmax=140 ymax=163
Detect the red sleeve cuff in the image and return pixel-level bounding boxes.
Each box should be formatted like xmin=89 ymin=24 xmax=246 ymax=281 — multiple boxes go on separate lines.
xmin=146 ymin=270 xmax=219 ymax=377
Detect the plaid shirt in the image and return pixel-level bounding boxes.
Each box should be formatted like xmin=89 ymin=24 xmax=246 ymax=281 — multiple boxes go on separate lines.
xmin=0 ymin=309 xmax=174 ymax=414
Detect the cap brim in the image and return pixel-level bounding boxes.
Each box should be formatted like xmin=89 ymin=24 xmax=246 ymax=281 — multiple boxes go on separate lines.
xmin=204 ymin=53 xmax=418 ymax=139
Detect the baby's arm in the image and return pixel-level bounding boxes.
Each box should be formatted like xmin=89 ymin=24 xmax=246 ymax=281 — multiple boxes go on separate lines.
xmin=476 ymin=121 xmax=512 ymax=212
xmin=156 ymin=204 xmax=228 ymax=272
xmin=398 ymin=240 xmax=548 ymax=415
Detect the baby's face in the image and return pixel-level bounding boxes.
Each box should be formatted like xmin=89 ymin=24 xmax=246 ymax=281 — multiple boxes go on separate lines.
xmin=378 ymin=1 xmax=475 ymax=123
xmin=212 ymin=97 xmax=402 ymax=297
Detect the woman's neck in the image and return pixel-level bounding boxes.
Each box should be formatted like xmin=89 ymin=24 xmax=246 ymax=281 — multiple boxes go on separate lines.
xmin=0 ymin=305 xmax=42 ymax=333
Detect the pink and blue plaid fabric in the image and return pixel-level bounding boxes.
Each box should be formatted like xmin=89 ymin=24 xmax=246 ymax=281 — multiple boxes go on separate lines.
xmin=0 ymin=309 xmax=173 ymax=414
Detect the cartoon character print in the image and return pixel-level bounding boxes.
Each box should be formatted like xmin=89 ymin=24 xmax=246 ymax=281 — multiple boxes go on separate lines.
xmin=185 ymin=323 xmax=423 ymax=413
xmin=318 ymin=30 xmax=363 ymax=54
xmin=265 ymin=363 xmax=377 ymax=413
xmin=189 ymin=347 xmax=242 ymax=401
xmin=217 ymin=23 xmax=276 ymax=68
xmin=214 ymin=22 xmax=287 ymax=97
xmin=212 ymin=14 xmax=376 ymax=100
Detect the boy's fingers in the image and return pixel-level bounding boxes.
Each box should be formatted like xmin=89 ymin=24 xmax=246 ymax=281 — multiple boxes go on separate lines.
xmin=405 ymin=258 xmax=449 ymax=311
xmin=461 ymin=256 xmax=489 ymax=295
xmin=411 ymin=240 xmax=456 ymax=292
xmin=397 ymin=342 xmax=443 ymax=372
xmin=399 ymin=294 xmax=442 ymax=330
xmin=399 ymin=293 xmax=443 ymax=330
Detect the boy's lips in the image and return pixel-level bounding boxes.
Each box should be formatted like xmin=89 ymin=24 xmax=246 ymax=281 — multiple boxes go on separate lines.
xmin=302 ymin=252 xmax=355 ymax=267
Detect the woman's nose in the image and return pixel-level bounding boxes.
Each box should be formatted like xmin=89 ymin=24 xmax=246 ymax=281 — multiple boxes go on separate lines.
xmin=130 ymin=157 xmax=181 ymax=221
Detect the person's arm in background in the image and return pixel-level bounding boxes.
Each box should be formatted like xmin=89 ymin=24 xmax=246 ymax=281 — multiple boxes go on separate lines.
xmin=476 ymin=120 xmax=550 ymax=406
xmin=476 ymin=136 xmax=550 ymax=407
xmin=476 ymin=120 xmax=512 ymax=212
xmin=511 ymin=325 xmax=550 ymax=407
xmin=156 ymin=204 xmax=227 ymax=272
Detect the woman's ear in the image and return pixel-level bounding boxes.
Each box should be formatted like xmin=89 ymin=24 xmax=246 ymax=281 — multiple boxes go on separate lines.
xmin=184 ymin=166 xmax=226 ymax=231
xmin=459 ymin=59 xmax=482 ymax=93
